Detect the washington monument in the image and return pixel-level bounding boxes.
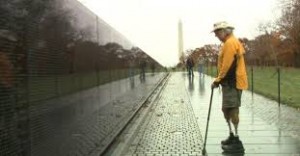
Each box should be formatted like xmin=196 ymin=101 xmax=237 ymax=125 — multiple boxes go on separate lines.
xmin=178 ymin=19 xmax=184 ymax=63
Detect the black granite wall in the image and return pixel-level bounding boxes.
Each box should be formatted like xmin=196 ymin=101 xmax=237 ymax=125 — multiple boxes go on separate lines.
xmin=0 ymin=0 xmax=165 ymax=155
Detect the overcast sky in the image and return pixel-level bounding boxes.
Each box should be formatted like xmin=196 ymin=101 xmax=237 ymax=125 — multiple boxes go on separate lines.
xmin=77 ymin=0 xmax=280 ymax=67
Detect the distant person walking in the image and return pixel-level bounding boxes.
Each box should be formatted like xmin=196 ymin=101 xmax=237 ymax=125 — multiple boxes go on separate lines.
xmin=186 ymin=57 xmax=194 ymax=76
xmin=211 ymin=21 xmax=248 ymax=153
xmin=198 ymin=57 xmax=205 ymax=77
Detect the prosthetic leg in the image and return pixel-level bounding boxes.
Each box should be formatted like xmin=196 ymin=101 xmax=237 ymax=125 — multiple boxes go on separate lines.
xmin=221 ymin=110 xmax=245 ymax=154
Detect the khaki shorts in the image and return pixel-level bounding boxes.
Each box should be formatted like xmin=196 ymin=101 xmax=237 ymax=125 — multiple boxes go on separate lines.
xmin=221 ymin=83 xmax=242 ymax=123
xmin=221 ymin=83 xmax=242 ymax=108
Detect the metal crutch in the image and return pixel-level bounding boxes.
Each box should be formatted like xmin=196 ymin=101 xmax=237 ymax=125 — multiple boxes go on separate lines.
xmin=202 ymin=88 xmax=214 ymax=156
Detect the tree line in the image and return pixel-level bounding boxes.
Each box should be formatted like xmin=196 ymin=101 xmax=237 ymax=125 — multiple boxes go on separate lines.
xmin=184 ymin=0 xmax=300 ymax=67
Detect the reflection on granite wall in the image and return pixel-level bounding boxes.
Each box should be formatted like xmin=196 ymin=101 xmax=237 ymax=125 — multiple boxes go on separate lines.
xmin=0 ymin=0 xmax=164 ymax=155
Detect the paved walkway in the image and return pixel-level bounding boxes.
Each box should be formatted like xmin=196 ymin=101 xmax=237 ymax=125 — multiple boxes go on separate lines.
xmin=111 ymin=72 xmax=300 ymax=156
xmin=186 ymin=72 xmax=300 ymax=156
xmin=124 ymin=73 xmax=203 ymax=156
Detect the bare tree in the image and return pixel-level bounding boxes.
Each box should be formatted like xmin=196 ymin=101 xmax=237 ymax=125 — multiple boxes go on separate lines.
xmin=277 ymin=0 xmax=300 ymax=67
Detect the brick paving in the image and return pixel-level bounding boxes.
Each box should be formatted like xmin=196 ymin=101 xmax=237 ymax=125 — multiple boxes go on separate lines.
xmin=124 ymin=73 xmax=203 ymax=156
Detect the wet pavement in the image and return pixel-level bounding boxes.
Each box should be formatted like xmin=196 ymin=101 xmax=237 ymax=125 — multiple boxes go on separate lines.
xmin=186 ymin=72 xmax=300 ymax=156
xmin=122 ymin=73 xmax=203 ymax=156
xmin=108 ymin=72 xmax=300 ymax=156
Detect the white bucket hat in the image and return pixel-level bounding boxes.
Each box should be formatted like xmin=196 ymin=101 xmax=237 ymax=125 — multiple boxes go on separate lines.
xmin=212 ymin=21 xmax=234 ymax=32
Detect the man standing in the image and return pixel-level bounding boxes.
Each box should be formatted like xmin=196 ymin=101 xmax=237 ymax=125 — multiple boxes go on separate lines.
xmin=211 ymin=21 xmax=248 ymax=153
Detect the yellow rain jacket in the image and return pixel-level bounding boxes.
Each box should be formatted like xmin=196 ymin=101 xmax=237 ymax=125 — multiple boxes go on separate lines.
xmin=214 ymin=34 xmax=248 ymax=90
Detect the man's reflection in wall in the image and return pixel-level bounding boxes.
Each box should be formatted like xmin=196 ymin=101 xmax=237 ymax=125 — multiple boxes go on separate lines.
xmin=128 ymin=56 xmax=135 ymax=89
xmin=139 ymin=59 xmax=146 ymax=83
xmin=0 ymin=49 xmax=16 ymax=155
xmin=151 ymin=62 xmax=156 ymax=76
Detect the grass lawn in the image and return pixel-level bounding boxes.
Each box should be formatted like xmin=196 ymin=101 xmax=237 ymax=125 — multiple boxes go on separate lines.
xmin=202 ymin=65 xmax=300 ymax=109
xmin=249 ymin=67 xmax=300 ymax=109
